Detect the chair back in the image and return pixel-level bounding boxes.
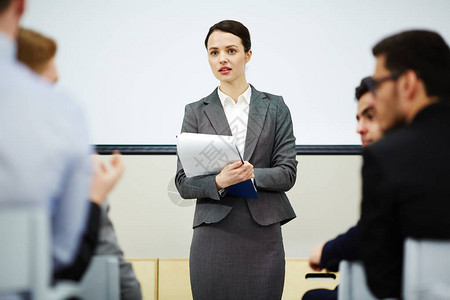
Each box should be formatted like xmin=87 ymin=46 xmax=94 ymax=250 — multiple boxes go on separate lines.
xmin=403 ymin=238 xmax=450 ymax=300
xmin=0 ymin=203 xmax=121 ymax=300
xmin=0 ymin=203 xmax=52 ymax=299
xmin=338 ymin=260 xmax=378 ymax=300
xmin=79 ymin=255 xmax=120 ymax=300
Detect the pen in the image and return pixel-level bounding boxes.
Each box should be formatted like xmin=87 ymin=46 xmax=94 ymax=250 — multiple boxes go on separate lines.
xmin=235 ymin=144 xmax=244 ymax=164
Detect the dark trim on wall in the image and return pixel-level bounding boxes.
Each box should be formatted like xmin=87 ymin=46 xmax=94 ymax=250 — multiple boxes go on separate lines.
xmin=296 ymin=145 xmax=362 ymax=155
xmin=95 ymin=144 xmax=362 ymax=155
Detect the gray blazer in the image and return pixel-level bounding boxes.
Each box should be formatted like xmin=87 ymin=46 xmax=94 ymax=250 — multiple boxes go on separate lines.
xmin=175 ymin=85 xmax=297 ymax=227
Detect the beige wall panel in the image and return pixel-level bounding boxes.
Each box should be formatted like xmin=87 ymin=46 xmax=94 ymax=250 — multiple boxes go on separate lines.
xmin=127 ymin=258 xmax=158 ymax=300
xmin=158 ymin=258 xmax=192 ymax=300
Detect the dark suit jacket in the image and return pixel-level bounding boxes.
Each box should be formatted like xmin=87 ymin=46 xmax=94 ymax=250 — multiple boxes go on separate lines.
xmin=175 ymin=85 xmax=297 ymax=227
xmin=320 ymin=222 xmax=361 ymax=272
xmin=360 ymin=100 xmax=450 ymax=298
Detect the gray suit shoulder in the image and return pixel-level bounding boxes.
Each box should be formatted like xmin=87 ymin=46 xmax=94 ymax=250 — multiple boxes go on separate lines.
xmin=260 ymin=90 xmax=283 ymax=101
xmin=258 ymin=90 xmax=291 ymax=115
xmin=185 ymin=97 xmax=208 ymax=110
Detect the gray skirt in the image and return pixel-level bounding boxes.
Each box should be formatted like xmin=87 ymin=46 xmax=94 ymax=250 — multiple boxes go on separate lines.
xmin=189 ymin=198 xmax=285 ymax=300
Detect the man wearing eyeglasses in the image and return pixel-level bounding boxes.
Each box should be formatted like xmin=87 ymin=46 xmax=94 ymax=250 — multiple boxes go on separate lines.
xmin=302 ymin=77 xmax=383 ymax=300
xmin=360 ymin=30 xmax=450 ymax=298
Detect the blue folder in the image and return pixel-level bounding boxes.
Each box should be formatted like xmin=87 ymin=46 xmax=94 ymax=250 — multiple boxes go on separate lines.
xmin=227 ymin=145 xmax=258 ymax=198
xmin=227 ymin=179 xmax=258 ymax=199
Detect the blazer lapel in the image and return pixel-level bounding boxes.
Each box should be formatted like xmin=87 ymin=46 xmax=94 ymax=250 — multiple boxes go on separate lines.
xmin=203 ymin=89 xmax=232 ymax=136
xmin=244 ymin=85 xmax=269 ymax=161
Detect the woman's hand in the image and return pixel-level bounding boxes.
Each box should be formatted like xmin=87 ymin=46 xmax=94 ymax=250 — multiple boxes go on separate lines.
xmin=215 ymin=161 xmax=254 ymax=190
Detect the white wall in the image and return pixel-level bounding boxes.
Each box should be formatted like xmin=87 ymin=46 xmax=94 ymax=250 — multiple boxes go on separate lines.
xmin=16 ymin=0 xmax=448 ymax=256
xmin=105 ymin=154 xmax=362 ymax=258
xmin=20 ymin=0 xmax=450 ymax=145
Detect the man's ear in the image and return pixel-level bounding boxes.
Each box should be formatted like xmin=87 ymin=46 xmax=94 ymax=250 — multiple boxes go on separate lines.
xmin=15 ymin=0 xmax=25 ymax=18
xmin=400 ymin=70 xmax=419 ymax=102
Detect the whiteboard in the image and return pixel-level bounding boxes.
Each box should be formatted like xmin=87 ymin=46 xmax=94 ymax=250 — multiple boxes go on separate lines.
xmin=21 ymin=0 xmax=450 ymax=146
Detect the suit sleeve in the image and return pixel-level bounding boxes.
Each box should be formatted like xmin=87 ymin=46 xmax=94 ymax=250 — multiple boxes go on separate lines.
xmin=360 ymin=148 xmax=402 ymax=298
xmin=320 ymin=222 xmax=361 ymax=272
xmin=253 ymin=97 xmax=297 ymax=192
xmin=175 ymin=104 xmax=222 ymax=200
xmin=54 ymin=202 xmax=101 ymax=281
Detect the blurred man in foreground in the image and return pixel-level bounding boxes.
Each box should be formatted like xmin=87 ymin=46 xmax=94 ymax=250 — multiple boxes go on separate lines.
xmin=360 ymin=29 xmax=450 ymax=298
xmin=17 ymin=27 xmax=142 ymax=300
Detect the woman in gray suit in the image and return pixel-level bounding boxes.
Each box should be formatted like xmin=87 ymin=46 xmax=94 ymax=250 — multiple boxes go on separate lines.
xmin=175 ymin=20 xmax=297 ymax=300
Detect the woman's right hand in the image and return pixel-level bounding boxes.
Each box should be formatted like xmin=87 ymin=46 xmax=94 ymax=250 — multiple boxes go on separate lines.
xmin=215 ymin=161 xmax=254 ymax=190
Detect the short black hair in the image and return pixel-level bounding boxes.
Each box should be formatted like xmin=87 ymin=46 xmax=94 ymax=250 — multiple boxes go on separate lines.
xmin=355 ymin=77 xmax=371 ymax=101
xmin=373 ymin=30 xmax=450 ymax=99
xmin=0 ymin=0 xmax=12 ymax=13
xmin=205 ymin=20 xmax=251 ymax=53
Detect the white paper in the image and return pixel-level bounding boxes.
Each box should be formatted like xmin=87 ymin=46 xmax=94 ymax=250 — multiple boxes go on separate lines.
xmin=177 ymin=133 xmax=241 ymax=177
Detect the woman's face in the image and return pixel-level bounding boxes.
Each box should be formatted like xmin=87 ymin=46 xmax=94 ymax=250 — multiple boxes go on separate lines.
xmin=207 ymin=30 xmax=252 ymax=85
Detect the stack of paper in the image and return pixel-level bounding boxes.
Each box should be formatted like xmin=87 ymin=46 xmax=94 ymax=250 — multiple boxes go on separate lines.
xmin=177 ymin=132 xmax=258 ymax=198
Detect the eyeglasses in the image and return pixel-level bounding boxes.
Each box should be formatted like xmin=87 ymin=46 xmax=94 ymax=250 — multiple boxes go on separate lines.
xmin=364 ymin=73 xmax=402 ymax=95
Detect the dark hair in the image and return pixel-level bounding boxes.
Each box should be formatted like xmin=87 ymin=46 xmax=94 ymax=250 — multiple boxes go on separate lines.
xmin=204 ymin=20 xmax=251 ymax=53
xmin=373 ymin=30 xmax=450 ymax=99
xmin=0 ymin=0 xmax=12 ymax=13
xmin=355 ymin=77 xmax=371 ymax=101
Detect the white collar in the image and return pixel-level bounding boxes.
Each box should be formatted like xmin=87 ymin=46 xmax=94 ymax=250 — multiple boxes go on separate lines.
xmin=217 ymin=85 xmax=252 ymax=107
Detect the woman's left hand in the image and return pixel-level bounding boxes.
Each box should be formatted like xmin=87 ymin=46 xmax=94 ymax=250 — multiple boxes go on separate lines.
xmin=215 ymin=161 xmax=254 ymax=189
